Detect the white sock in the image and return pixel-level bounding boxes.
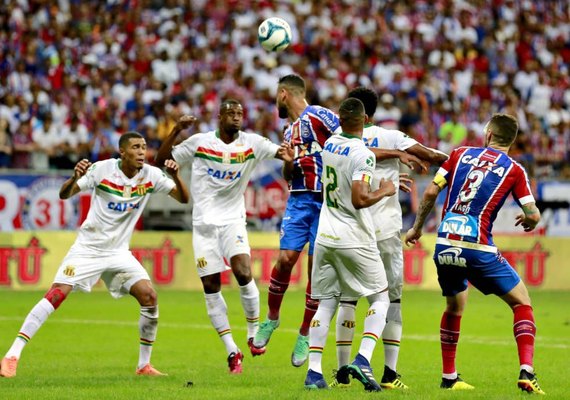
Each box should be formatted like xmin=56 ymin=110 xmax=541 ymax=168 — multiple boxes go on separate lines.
xmin=138 ymin=305 xmax=159 ymax=369
xmin=204 ymin=292 xmax=238 ymax=355
xmin=239 ymin=279 xmax=260 ymax=339
xmin=382 ymin=302 xmax=402 ymax=371
xmin=6 ymin=298 xmax=54 ymax=359
xmin=308 ymin=297 xmax=338 ymax=374
xmin=358 ymin=292 xmax=389 ymax=362
xmin=335 ymin=302 xmax=356 ymax=368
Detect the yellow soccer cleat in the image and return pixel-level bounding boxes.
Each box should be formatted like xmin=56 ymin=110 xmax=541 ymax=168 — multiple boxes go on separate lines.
xmin=329 ymin=369 xmax=351 ymax=388
xmin=518 ymin=370 xmax=545 ymax=395
xmin=441 ymin=375 xmax=474 ymax=390
xmin=380 ymin=366 xmax=409 ymax=390
xmin=0 ymin=356 xmax=18 ymax=378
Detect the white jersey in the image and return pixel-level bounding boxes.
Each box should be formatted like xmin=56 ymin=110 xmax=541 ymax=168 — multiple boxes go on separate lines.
xmin=317 ymin=133 xmax=377 ymax=248
xmin=172 ymin=130 xmax=279 ymax=226
xmin=362 ymin=125 xmax=418 ymax=241
xmin=75 ymin=159 xmax=176 ymax=251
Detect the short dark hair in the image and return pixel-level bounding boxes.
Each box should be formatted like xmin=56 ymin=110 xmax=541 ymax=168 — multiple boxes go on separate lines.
xmin=487 ymin=113 xmax=518 ymax=146
xmin=119 ymin=131 xmax=144 ymax=148
xmin=347 ymin=87 xmax=378 ymax=118
xmin=339 ymin=97 xmax=365 ymax=126
xmin=220 ymin=98 xmax=242 ymax=113
xmin=278 ymin=74 xmax=306 ymax=95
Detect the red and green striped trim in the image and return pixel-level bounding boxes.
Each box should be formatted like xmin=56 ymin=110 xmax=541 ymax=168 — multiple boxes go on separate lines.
xmin=17 ymin=332 xmax=30 ymax=343
xmin=246 ymin=316 xmax=259 ymax=323
xmin=218 ymin=329 xmax=232 ymax=337
xmin=140 ymin=338 xmax=154 ymax=347
xmin=195 ymin=147 xmax=255 ymax=164
xmin=309 ymin=346 xmax=323 ymax=354
xmin=382 ymin=338 xmax=400 ymax=347
xmin=335 ymin=341 xmax=353 ymax=347
xmin=97 ymin=179 xmax=154 ymax=197
xmin=362 ymin=332 xmax=379 ymax=342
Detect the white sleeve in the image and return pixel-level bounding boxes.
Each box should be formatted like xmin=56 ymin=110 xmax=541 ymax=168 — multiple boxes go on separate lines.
xmin=252 ymin=134 xmax=280 ymax=161
xmin=171 ymin=134 xmax=199 ymax=167
xmin=76 ymin=161 xmax=103 ymax=191
xmin=352 ymin=149 xmax=375 ymax=183
xmin=149 ymin=166 xmax=176 ymax=194
xmin=388 ymin=129 xmax=418 ymax=151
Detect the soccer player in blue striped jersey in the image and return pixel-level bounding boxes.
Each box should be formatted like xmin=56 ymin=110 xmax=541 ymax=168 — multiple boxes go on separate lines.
xmin=405 ymin=113 xmax=545 ymax=394
xmin=254 ymin=74 xmax=342 ymax=367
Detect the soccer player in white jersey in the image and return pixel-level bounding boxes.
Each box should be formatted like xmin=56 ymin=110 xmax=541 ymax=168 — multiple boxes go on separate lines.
xmin=155 ymin=100 xmax=293 ymax=374
xmin=0 ymin=131 xmax=189 ymax=378
xmin=304 ymin=98 xmax=396 ymax=391
xmin=330 ymin=87 xmax=449 ymax=389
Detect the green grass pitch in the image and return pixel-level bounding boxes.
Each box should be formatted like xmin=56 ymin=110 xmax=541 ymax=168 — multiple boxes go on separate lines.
xmin=0 ymin=289 xmax=568 ymax=399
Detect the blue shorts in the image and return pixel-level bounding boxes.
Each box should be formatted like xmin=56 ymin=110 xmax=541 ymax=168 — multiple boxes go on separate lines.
xmin=433 ymin=243 xmax=520 ymax=296
xmin=280 ymin=192 xmax=322 ymax=255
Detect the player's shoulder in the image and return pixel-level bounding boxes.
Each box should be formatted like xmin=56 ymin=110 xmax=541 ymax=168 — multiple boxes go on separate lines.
xmin=304 ymin=105 xmax=339 ymax=122
xmin=89 ymin=158 xmax=116 ymax=173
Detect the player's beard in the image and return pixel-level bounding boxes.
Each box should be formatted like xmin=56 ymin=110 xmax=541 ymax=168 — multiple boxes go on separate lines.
xmin=278 ymin=105 xmax=288 ymax=119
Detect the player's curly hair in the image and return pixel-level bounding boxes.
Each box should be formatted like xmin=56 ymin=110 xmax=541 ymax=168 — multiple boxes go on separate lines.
xmin=347 ymin=87 xmax=378 ymax=118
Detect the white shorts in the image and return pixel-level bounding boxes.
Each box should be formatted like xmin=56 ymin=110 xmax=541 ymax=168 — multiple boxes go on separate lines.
xmin=311 ymin=242 xmax=388 ymax=302
xmin=193 ymin=223 xmax=251 ymax=277
xmin=377 ymin=234 xmax=404 ymax=301
xmin=53 ymin=245 xmax=150 ymax=298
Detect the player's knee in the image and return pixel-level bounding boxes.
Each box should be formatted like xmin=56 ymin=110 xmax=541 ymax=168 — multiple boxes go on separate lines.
xmin=277 ymin=252 xmax=297 ymax=271
xmin=138 ymin=288 xmax=158 ymax=307
xmin=44 ymin=287 xmax=68 ymax=309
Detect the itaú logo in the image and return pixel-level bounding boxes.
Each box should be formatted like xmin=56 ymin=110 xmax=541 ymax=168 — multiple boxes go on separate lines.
xmin=437 ymin=247 xmax=467 ymax=267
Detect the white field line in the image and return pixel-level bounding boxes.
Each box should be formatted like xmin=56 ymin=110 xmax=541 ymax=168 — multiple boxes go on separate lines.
xmin=0 ymin=316 xmax=568 ymax=349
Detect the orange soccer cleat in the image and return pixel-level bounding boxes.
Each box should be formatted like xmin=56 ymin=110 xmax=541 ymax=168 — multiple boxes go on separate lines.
xmin=136 ymin=364 xmax=167 ymax=376
xmin=0 ymin=356 xmax=19 ymax=378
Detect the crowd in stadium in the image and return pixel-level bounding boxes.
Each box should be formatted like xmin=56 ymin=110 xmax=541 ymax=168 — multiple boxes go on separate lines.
xmin=0 ymin=0 xmax=569 ymax=178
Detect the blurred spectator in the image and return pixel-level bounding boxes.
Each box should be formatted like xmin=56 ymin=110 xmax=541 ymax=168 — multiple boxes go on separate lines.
xmin=0 ymin=118 xmax=12 ymax=168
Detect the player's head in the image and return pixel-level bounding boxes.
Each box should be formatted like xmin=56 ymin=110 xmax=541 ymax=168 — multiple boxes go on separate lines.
xmin=484 ymin=113 xmax=519 ymax=148
xmin=119 ymin=131 xmax=146 ymax=170
xmin=277 ymin=74 xmax=306 ymax=119
xmin=219 ymin=99 xmax=243 ymax=135
xmin=339 ymin=97 xmax=366 ymax=135
xmin=347 ymin=87 xmax=378 ymax=119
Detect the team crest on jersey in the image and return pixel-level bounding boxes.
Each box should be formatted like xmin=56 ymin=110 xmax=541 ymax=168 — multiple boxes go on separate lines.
xmin=366 ymin=156 xmax=374 ymax=167
xmin=196 ymin=257 xmax=208 ymax=269
xmin=63 ymin=265 xmax=75 ymax=277
xmin=123 ymin=186 xmax=132 ymax=197
xmin=222 ymin=152 xmax=231 ymax=164
xmin=341 ymin=320 xmax=356 ymax=328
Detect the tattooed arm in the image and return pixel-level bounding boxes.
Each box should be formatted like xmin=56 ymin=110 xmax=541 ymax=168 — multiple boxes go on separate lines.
xmin=515 ymin=202 xmax=541 ymax=232
xmin=404 ymin=181 xmax=442 ymax=246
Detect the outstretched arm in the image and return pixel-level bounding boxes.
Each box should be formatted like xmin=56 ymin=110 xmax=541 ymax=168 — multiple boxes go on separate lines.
xmin=164 ymin=159 xmax=190 ymax=204
xmin=515 ymin=202 xmax=541 ymax=232
xmin=368 ymin=148 xmax=429 ymax=172
xmin=404 ymin=181 xmax=442 ymax=245
xmin=406 ymin=143 xmax=449 ymax=166
xmin=352 ymin=178 xmax=396 ymax=209
xmin=155 ymin=115 xmax=196 ymax=167
xmin=59 ymin=159 xmax=92 ymax=199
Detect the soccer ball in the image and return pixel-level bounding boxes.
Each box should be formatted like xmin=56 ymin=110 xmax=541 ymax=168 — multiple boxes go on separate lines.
xmin=258 ymin=17 xmax=292 ymax=52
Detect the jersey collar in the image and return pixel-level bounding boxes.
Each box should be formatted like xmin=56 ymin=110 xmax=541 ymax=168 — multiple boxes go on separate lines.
xmin=340 ymin=132 xmax=361 ymax=140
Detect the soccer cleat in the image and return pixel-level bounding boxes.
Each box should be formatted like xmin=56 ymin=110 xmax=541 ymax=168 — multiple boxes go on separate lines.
xmin=0 ymin=356 xmax=18 ymax=378
xmin=380 ymin=365 xmax=409 ymax=389
xmin=340 ymin=353 xmax=382 ymax=392
xmin=329 ymin=368 xmax=351 ymax=388
xmin=517 ymin=370 xmax=545 ymax=395
xmin=440 ymin=375 xmax=474 ymax=390
xmin=304 ymin=369 xmax=329 ymax=390
xmin=291 ymin=334 xmax=309 ymax=367
xmin=253 ymin=318 xmax=279 ymax=348
xmin=227 ymin=351 xmax=244 ymax=374
xmin=136 ymin=364 xmax=167 ymax=376
xmin=248 ymin=337 xmax=266 ymax=357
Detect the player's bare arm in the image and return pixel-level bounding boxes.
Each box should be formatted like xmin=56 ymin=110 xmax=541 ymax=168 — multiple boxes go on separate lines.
xmin=515 ymin=202 xmax=541 ymax=232
xmin=352 ymin=178 xmax=396 ymax=209
xmin=59 ymin=158 xmax=91 ymax=200
xmin=164 ymin=159 xmax=190 ymax=204
xmin=404 ymin=181 xmax=442 ymax=246
xmin=275 ymin=141 xmax=294 ymax=162
xmin=155 ymin=115 xmax=196 ymax=167
xmin=406 ymin=143 xmax=449 ymax=166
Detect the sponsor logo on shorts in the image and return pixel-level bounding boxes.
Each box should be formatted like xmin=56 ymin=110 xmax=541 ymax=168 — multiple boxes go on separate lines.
xmin=310 ymin=319 xmax=320 ymax=328
xmin=341 ymin=320 xmax=355 ymax=328
xmin=196 ymin=257 xmax=208 ymax=269
xmin=63 ymin=265 xmax=75 ymax=277
xmin=437 ymin=247 xmax=467 ymax=267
